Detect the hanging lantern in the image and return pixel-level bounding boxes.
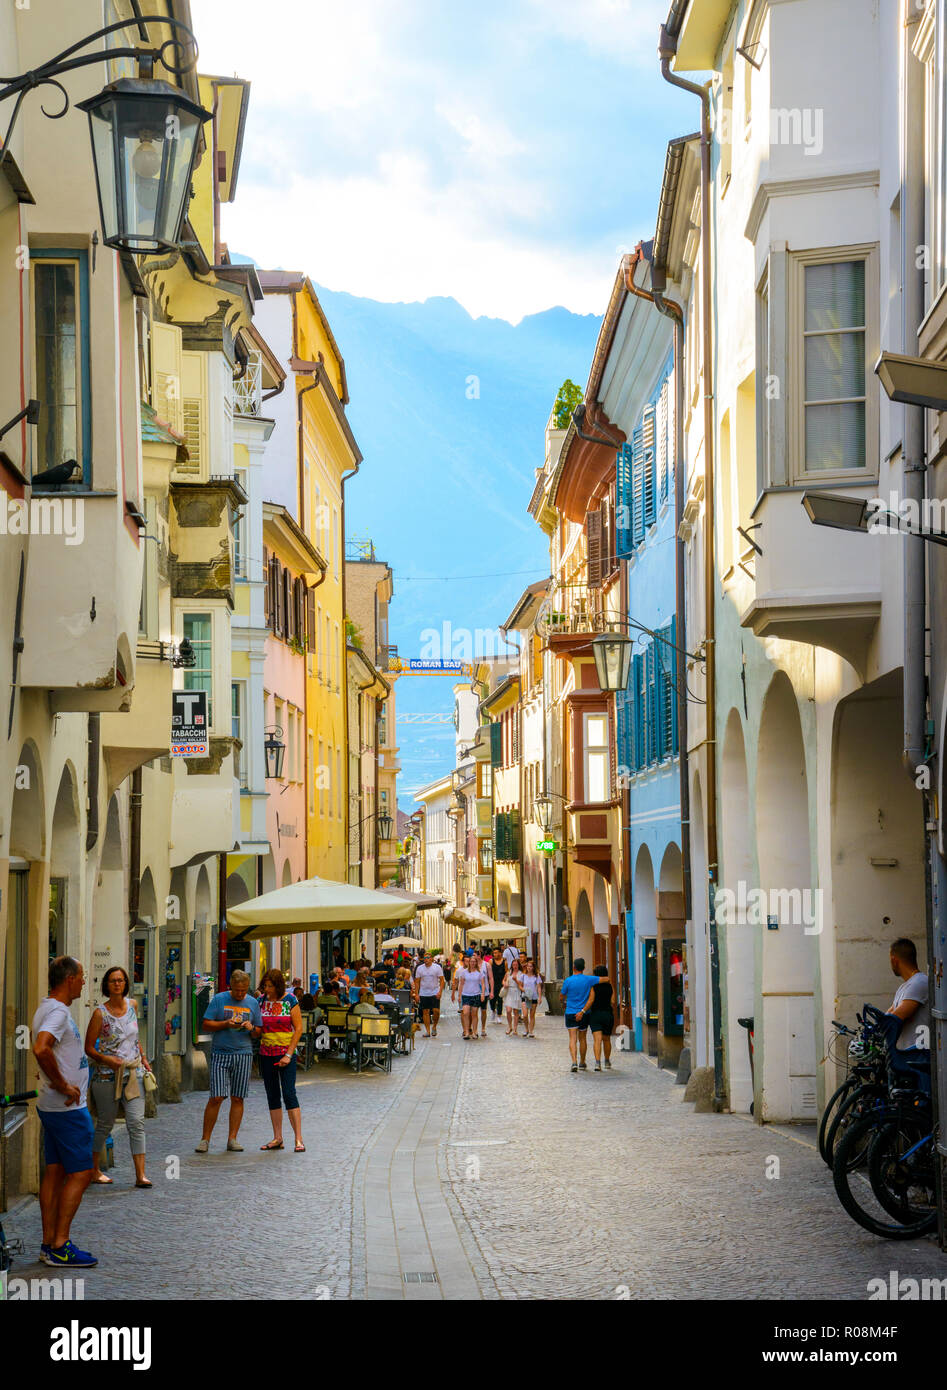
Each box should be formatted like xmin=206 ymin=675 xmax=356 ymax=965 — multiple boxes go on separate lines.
xmin=79 ymin=75 xmax=210 ymax=255
xmin=591 ymin=631 xmax=633 ymax=693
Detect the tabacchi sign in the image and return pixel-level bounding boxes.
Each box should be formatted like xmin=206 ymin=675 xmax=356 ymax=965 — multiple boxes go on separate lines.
xmin=171 ymin=690 xmax=208 ymax=757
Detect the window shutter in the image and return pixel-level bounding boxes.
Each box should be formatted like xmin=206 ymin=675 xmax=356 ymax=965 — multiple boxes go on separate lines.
xmin=658 ymin=378 xmax=669 ymax=501
xmin=262 ymin=548 xmax=269 ymax=625
xmin=642 ymin=404 xmax=656 ymax=528
xmin=646 ymin=642 xmax=657 ymax=765
xmin=510 ymin=809 xmax=520 ymax=861
xmin=631 ymin=426 xmax=645 ymax=545
xmin=669 ymin=615 xmax=679 ymax=756
xmin=633 ymin=653 xmax=644 ymax=771
xmin=587 ymin=509 xmax=603 ymax=587
xmin=151 ymin=320 xmax=184 ymax=435
xmin=307 ymin=586 xmax=316 ymax=649
xmin=267 ymin=557 xmax=279 ymax=634
xmin=281 ymin=567 xmax=291 ymax=639
xmin=512 ymin=709 xmax=521 ymax=765
xmin=617 ymin=442 xmax=633 ymax=556
xmin=490 ymin=721 xmax=502 ymax=767
xmin=179 ymin=350 xmax=206 ymax=478
xmin=294 ymin=578 xmax=304 ymax=642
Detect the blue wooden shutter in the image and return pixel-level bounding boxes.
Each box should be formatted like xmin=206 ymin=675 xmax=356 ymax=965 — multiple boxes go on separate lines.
xmin=645 ymin=641 xmax=657 ymax=764
xmin=642 ymin=404 xmax=656 ymax=528
xmin=633 ymin=653 xmax=644 ymax=770
xmin=631 ymin=425 xmax=644 ymax=545
xmin=617 ymin=443 xmax=633 ymax=557
xmin=669 ymin=615 xmax=679 ymax=755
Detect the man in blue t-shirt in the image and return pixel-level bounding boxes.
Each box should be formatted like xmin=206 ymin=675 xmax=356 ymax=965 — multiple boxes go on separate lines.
xmin=195 ymin=970 xmax=262 ymax=1153
xmin=560 ymin=958 xmax=597 ymax=1073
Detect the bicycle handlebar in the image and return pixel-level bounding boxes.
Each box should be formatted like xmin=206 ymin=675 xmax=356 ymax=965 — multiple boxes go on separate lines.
xmin=0 ymin=1089 xmax=38 ymax=1107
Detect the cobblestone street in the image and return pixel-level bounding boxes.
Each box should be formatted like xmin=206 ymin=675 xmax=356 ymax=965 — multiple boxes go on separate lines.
xmin=6 ymin=1007 xmax=946 ymax=1300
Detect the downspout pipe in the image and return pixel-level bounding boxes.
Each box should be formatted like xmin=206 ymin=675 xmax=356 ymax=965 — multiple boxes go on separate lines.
xmin=901 ymin=0 xmax=943 ymax=1244
xmin=659 ymin=25 xmax=725 ymax=1110
xmin=901 ymin=5 xmax=926 ymax=783
xmin=623 ymin=252 xmax=692 ymax=925
xmin=128 ymin=766 xmax=142 ymax=930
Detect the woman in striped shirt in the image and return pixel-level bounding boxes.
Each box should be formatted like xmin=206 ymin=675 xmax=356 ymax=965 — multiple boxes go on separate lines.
xmin=258 ymin=970 xmax=305 ymax=1153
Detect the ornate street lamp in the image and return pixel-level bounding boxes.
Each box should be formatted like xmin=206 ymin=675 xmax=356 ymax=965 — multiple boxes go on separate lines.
xmin=79 ymin=64 xmax=210 ymax=255
xmin=263 ymin=726 xmax=285 ymax=780
xmin=377 ymin=810 xmax=394 ymax=841
xmin=481 ymin=839 xmax=493 ymax=870
xmin=0 ymin=16 xmax=208 ymax=258
xmin=533 ymin=793 xmax=553 ymax=833
xmin=591 ymin=630 xmax=633 ymax=692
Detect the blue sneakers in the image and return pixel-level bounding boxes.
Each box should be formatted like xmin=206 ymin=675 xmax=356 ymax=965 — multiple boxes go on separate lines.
xmin=47 ymin=1240 xmax=98 ymax=1268
xmin=40 ymin=1243 xmax=52 ymax=1265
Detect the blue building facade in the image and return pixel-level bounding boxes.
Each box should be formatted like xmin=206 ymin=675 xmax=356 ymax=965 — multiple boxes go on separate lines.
xmin=597 ymin=272 xmax=684 ymax=1062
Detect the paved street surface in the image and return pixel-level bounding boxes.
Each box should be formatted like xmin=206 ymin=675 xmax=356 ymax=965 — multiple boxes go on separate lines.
xmin=6 ymin=1008 xmax=946 ymax=1299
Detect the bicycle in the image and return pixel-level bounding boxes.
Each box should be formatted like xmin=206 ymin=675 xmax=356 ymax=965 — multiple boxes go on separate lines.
xmin=0 ymin=1090 xmax=38 ymax=1278
xmin=819 ymin=1015 xmax=887 ymax=1170
xmin=831 ymin=1007 xmax=935 ymax=1239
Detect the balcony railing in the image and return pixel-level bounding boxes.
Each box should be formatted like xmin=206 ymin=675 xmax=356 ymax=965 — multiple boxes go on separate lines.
xmin=234 ymin=350 xmax=263 ymax=416
xmin=538 ymin=583 xmax=610 ymax=637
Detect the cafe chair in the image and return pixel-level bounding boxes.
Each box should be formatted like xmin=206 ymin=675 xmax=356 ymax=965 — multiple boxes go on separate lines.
xmin=349 ymin=1015 xmax=393 ymax=1074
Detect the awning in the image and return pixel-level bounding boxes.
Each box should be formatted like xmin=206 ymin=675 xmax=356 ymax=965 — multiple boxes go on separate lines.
xmin=466 ymin=923 xmax=528 ymax=942
xmin=379 ymin=888 xmax=447 ymax=910
xmin=225 ymin=875 xmax=416 ymax=943
xmin=443 ymin=904 xmax=489 ymax=929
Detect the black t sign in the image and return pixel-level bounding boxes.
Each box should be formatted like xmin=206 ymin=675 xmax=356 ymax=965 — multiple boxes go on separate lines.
xmin=171 ymin=689 xmax=208 ymax=757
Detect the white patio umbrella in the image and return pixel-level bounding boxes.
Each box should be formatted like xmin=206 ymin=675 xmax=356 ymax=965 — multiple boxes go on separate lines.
xmin=465 ymin=922 xmax=528 ymax=942
xmin=225 ymin=875 xmax=416 ymax=943
xmin=382 ymin=934 xmax=425 ymax=949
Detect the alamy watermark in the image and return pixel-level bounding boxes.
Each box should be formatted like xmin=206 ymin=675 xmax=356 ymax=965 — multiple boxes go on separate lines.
xmin=0 ymin=495 xmax=84 ymax=545
xmin=714 ymin=881 xmax=823 ymax=935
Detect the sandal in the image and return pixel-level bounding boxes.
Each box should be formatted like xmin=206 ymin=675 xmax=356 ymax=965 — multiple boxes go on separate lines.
xmin=295 ymin=1142 xmax=306 ymax=1153
xmin=260 ymin=1140 xmax=284 ymax=1151
xmin=135 ymin=1179 xmax=153 ymax=1188
xmin=92 ymin=1174 xmax=113 ymax=1185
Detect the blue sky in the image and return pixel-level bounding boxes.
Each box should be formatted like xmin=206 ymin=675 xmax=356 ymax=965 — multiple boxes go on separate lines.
xmin=190 ymin=1 xmax=696 ymax=801
xmin=190 ymin=0 xmax=691 ymax=321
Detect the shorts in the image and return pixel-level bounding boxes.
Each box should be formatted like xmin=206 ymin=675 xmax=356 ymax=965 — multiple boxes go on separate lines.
xmin=40 ymin=1107 xmax=95 ymax=1174
xmin=587 ymin=1011 xmax=613 ymax=1035
xmin=461 ymin=995 xmax=482 ymax=1008
xmin=565 ymin=1014 xmax=589 ymax=1030
xmin=418 ymin=995 xmax=440 ymax=1010
xmin=209 ymin=1050 xmax=253 ymax=1099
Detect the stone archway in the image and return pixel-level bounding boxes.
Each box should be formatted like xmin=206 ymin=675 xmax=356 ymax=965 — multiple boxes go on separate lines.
xmin=756 ymin=673 xmax=816 ymax=1122
xmin=92 ymin=795 xmax=126 ymax=988
xmin=633 ymin=846 xmax=657 ymax=1056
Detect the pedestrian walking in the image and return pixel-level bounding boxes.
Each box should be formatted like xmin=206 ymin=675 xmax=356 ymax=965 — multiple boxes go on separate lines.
xmin=414 ymin=951 xmax=445 ymax=1036
xmin=455 ymin=960 xmax=486 ymax=1039
xmin=489 ymin=947 xmax=506 ymax=1023
xmin=580 ymin=965 xmax=614 ymax=1070
xmin=31 ymin=956 xmax=97 ymax=1268
xmin=503 ymin=960 xmax=525 ymax=1036
xmin=85 ymin=966 xmax=153 ymax=1187
xmin=195 ymin=969 xmax=262 ymax=1152
xmin=258 ymin=969 xmax=305 ymax=1153
xmin=560 ymin=958 xmax=597 ymax=1072
xmin=521 ymin=959 xmax=544 ymax=1038
xmin=502 ymin=940 xmax=520 ymax=972
xmin=476 ymin=951 xmax=493 ymax=1037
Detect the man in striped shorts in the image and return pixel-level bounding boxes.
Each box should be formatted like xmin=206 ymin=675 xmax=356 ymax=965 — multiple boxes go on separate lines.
xmin=195 ymin=970 xmax=262 ymax=1152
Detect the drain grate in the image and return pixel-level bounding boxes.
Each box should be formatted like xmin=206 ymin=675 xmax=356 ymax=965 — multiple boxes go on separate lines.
xmin=403 ymin=1271 xmax=438 ymax=1284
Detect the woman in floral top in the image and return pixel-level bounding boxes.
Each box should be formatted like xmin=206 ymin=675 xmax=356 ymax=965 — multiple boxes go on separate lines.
xmin=258 ymin=969 xmax=305 ymax=1152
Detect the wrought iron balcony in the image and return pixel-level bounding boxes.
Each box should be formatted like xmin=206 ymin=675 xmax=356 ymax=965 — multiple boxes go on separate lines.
xmin=538 ymin=582 xmax=610 ymax=638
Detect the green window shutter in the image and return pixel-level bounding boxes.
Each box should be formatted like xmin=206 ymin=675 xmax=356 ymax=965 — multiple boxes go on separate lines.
xmin=645 ymin=642 xmax=657 ymax=765
xmin=510 ymin=809 xmax=520 ymax=861
xmin=633 ymin=653 xmax=644 ymax=770
xmin=490 ymin=721 xmax=502 ymax=766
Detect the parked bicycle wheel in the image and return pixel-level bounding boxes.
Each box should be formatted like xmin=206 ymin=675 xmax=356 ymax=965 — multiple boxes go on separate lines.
xmin=824 ymin=1084 xmax=886 ymax=1171
xmin=833 ymin=1110 xmax=935 ymax=1239
xmin=819 ymin=1076 xmax=858 ymax=1166
xmin=867 ymin=1115 xmax=937 ymax=1230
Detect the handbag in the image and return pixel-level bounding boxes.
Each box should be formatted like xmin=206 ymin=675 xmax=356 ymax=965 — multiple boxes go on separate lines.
xmin=142 ymin=1068 xmax=157 ymax=1094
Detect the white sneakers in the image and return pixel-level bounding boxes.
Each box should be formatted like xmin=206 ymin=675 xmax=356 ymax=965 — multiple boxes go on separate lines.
xmin=194 ymin=1139 xmax=209 ymax=1153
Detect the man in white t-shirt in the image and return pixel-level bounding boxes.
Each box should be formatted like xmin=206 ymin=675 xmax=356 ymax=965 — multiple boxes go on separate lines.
xmin=887 ymin=937 xmax=931 ymax=1051
xmin=502 ymin=941 xmax=520 ymax=971
xmin=413 ymin=952 xmax=445 ymax=1037
xmin=31 ymin=956 xmax=97 ymax=1269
